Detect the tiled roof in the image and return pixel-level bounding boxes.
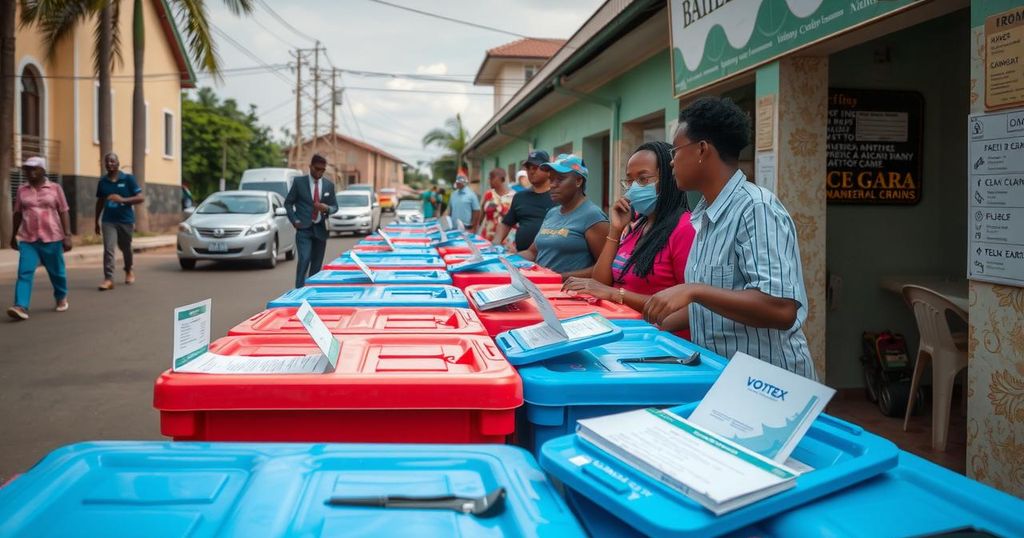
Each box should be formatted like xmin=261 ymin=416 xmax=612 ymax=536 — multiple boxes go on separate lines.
xmin=288 ymin=132 xmax=408 ymax=166
xmin=486 ymin=38 xmax=566 ymax=59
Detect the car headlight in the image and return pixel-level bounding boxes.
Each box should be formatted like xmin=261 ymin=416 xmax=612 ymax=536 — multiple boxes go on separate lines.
xmin=178 ymin=222 xmax=193 ymax=234
xmin=246 ymin=221 xmax=273 ymax=235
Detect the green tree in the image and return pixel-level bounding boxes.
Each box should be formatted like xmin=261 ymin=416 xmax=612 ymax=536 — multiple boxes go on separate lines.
xmin=182 ymin=87 xmax=283 ymax=200
xmin=0 ymin=0 xmax=14 ymax=247
xmin=422 ymin=113 xmax=469 ymax=182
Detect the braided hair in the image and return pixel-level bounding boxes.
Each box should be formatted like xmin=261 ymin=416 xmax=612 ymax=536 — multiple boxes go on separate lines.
xmin=615 ymin=141 xmax=690 ymax=282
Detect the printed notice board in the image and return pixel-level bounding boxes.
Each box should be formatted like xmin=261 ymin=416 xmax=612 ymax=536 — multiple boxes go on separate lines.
xmin=826 ymin=88 xmax=924 ymax=205
xmin=985 ymin=6 xmax=1024 ymax=110
xmin=968 ymin=108 xmax=1024 ymax=287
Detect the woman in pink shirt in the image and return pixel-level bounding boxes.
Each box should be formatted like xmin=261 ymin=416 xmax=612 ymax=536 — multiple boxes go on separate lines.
xmin=563 ymin=141 xmax=695 ymax=336
xmin=7 ymin=157 xmax=72 ymax=320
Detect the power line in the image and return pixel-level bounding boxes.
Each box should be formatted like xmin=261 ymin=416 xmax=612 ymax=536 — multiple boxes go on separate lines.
xmin=211 ymin=25 xmax=293 ymax=86
xmin=249 ymin=15 xmax=301 ymax=49
xmin=366 ymin=0 xmax=528 ymax=38
xmin=255 ymin=0 xmax=316 ymax=44
xmin=344 ymin=86 xmax=492 ymax=96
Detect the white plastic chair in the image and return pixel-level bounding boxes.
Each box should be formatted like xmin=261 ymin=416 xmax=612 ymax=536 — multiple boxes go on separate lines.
xmin=901 ymin=285 xmax=968 ymax=451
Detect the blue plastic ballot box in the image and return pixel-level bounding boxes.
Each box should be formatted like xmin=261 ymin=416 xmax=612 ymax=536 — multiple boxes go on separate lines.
xmin=0 ymin=441 xmax=586 ymax=538
xmin=349 ymin=245 xmax=439 ymax=255
xmin=269 ymin=285 xmax=469 ymax=308
xmin=539 ymin=402 xmax=899 ymax=538
xmin=726 ymin=451 xmax=1024 ymax=538
xmin=516 ymin=320 xmax=727 ymax=456
xmin=446 ymin=255 xmax=535 ymax=272
xmin=325 ymin=252 xmax=446 ymax=270
xmin=306 ymin=269 xmax=453 ymax=286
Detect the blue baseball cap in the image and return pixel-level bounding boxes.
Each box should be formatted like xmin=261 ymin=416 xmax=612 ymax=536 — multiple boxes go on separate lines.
xmin=524 ymin=150 xmax=550 ymax=166
xmin=541 ymin=153 xmax=588 ymax=180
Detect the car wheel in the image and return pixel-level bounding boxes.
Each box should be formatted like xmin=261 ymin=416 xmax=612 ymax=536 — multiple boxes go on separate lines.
xmin=261 ymin=238 xmax=278 ymax=269
xmin=179 ymin=258 xmax=196 ymax=270
xmin=285 ymin=245 xmax=295 ymax=261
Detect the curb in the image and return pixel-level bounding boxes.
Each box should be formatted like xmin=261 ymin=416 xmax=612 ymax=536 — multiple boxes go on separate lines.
xmin=0 ymin=238 xmax=176 ymax=270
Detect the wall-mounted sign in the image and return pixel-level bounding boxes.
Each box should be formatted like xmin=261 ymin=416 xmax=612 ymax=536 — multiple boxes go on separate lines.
xmin=668 ymin=0 xmax=927 ymax=98
xmin=756 ymin=94 xmax=775 ymax=151
xmin=825 ymin=88 xmax=923 ymax=205
xmin=985 ymin=6 xmax=1024 ymax=111
xmin=968 ymin=108 xmax=1024 ymax=287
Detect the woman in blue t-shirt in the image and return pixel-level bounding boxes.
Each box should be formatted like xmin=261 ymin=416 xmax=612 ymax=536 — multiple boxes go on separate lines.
xmin=519 ymin=154 xmax=608 ymax=279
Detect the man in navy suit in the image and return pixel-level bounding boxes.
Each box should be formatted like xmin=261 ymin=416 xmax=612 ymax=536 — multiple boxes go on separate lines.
xmin=285 ymin=154 xmax=338 ymax=287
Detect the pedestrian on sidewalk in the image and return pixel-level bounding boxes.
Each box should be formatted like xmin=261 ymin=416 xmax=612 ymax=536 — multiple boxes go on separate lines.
xmin=7 ymin=157 xmax=72 ymax=321
xmin=285 ymin=153 xmax=337 ymax=288
xmin=95 ymin=153 xmax=145 ymax=291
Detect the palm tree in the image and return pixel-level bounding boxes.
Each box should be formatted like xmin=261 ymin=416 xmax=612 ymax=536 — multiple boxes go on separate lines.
xmin=130 ymin=0 xmax=253 ymax=230
xmin=21 ymin=0 xmax=252 ymax=231
xmin=0 ymin=0 xmax=15 ymax=248
xmin=422 ymin=114 xmax=469 ymax=181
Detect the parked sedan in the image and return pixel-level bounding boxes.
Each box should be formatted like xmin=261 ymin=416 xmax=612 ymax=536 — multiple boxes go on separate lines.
xmin=395 ymin=198 xmax=425 ymax=223
xmin=177 ymin=191 xmax=296 ymax=270
xmin=328 ymin=191 xmax=381 ymax=235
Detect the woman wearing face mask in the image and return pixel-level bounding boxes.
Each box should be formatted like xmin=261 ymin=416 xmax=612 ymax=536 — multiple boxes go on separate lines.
xmin=562 ymin=141 xmax=695 ymax=327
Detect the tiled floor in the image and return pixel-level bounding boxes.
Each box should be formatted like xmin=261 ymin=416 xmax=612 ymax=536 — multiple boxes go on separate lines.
xmin=827 ymin=388 xmax=967 ymax=474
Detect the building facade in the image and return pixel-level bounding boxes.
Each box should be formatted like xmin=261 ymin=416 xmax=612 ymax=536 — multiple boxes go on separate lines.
xmin=286 ymin=132 xmax=407 ymax=191
xmin=465 ymin=0 xmax=1024 ymax=497
xmin=12 ymin=0 xmax=194 ymax=233
xmin=474 ymin=38 xmax=566 ymax=114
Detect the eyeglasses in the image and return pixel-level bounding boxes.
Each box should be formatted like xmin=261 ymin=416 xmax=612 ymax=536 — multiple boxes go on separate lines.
xmin=619 ymin=174 xmax=658 ymax=190
xmin=669 ymin=140 xmax=702 ymax=159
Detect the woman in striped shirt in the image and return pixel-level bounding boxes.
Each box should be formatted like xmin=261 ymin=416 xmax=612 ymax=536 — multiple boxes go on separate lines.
xmin=562 ymin=142 xmax=696 ymax=336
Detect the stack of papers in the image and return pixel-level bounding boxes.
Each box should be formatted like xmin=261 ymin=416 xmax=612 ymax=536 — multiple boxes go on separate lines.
xmin=470 ymin=257 xmax=530 ymax=310
xmin=576 ymin=353 xmax=835 ymax=515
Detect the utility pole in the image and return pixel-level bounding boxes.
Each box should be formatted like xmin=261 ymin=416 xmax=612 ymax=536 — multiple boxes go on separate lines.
xmin=312 ymin=42 xmax=320 ymax=157
xmin=330 ymin=68 xmax=338 ymax=138
xmin=292 ymin=50 xmax=303 ymax=168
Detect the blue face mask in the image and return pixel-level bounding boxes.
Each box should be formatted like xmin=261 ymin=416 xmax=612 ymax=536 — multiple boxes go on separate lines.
xmin=625 ymin=182 xmax=658 ymax=216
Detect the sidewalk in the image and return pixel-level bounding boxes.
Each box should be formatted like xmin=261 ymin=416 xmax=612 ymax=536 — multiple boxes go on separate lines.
xmin=0 ymin=235 xmax=177 ymax=271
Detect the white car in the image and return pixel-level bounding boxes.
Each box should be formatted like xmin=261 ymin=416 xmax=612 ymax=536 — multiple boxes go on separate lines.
xmin=328 ymin=191 xmax=381 ymax=235
xmin=238 ymin=167 xmax=303 ymax=198
xmin=395 ymin=199 xmax=425 ymax=223
xmin=177 ymin=191 xmax=296 ymax=270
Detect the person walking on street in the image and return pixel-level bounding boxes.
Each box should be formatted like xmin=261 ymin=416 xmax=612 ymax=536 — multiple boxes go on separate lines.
xmin=421 ymin=187 xmax=436 ymax=219
xmin=478 ymin=168 xmax=514 ymax=243
xmin=492 ymin=150 xmax=556 ymax=252
xmin=286 ymin=154 xmax=338 ymax=288
xmin=7 ymin=157 xmax=72 ymax=320
xmin=447 ymin=175 xmax=481 ymax=230
xmin=95 ymin=153 xmax=145 ymax=291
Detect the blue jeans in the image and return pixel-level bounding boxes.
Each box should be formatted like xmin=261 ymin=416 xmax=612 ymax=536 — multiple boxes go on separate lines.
xmin=14 ymin=241 xmax=68 ymax=309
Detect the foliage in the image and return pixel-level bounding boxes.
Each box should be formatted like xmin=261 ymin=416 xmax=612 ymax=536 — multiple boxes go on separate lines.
xmin=422 ymin=113 xmax=469 ymax=182
xmin=182 ymin=87 xmax=284 ymax=200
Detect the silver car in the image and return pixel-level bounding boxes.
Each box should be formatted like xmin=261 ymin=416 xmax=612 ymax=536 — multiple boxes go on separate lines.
xmin=328 ymin=191 xmax=381 ymax=235
xmin=395 ymin=199 xmax=425 ymax=223
xmin=177 ymin=191 xmax=296 ymax=270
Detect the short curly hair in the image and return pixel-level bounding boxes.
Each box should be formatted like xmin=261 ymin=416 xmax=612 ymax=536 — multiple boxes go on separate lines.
xmin=677 ymin=97 xmax=750 ymax=163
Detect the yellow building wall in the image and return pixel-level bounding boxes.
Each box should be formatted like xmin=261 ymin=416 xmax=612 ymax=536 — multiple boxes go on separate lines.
xmin=70 ymin=0 xmax=183 ymax=186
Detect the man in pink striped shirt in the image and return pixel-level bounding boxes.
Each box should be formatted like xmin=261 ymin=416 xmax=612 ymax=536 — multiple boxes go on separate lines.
xmin=7 ymin=157 xmax=72 ymax=320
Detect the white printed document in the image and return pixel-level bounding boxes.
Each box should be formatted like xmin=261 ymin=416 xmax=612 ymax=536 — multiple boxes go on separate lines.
xmin=577 ymin=408 xmax=796 ymax=516
xmin=172 ymin=300 xmax=340 ymax=374
xmin=512 ymin=313 xmax=614 ymax=350
xmin=688 ymin=352 xmax=835 ymax=463
xmin=471 ymin=257 xmax=530 ymax=310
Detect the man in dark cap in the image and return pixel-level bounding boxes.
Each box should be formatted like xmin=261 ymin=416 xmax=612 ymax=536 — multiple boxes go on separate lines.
xmin=491 ymin=149 xmax=556 ymax=252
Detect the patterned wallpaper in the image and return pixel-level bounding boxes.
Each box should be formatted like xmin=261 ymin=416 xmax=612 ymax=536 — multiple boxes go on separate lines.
xmin=776 ymin=57 xmax=830 ymax=380
xmin=966 ymin=23 xmax=1024 ymax=498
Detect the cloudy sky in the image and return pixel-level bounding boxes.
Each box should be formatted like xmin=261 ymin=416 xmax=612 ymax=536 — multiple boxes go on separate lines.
xmin=197 ymin=0 xmax=604 ymax=169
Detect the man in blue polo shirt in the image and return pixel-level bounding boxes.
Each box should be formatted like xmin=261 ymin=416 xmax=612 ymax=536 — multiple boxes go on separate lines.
xmin=95 ymin=152 xmax=145 ymax=290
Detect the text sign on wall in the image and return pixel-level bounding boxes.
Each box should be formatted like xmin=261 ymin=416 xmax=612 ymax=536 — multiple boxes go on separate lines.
xmin=985 ymin=6 xmax=1024 ymax=110
xmin=826 ymin=89 xmax=924 ymax=205
xmin=668 ymin=0 xmax=926 ymax=98
xmin=968 ymin=109 xmax=1024 ymax=287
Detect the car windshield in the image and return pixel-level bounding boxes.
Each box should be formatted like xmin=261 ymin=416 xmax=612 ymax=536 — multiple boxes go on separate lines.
xmin=338 ymin=194 xmax=370 ymax=207
xmin=398 ymin=200 xmax=420 ymax=210
xmin=240 ymin=182 xmax=288 ymax=197
xmin=197 ymin=195 xmax=268 ymax=214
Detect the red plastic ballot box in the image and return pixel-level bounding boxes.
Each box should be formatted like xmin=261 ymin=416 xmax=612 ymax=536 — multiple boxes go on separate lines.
xmin=452 ymin=264 xmax=562 ymax=290
xmin=362 ymin=235 xmax=432 ymax=244
xmin=229 ymin=307 xmax=488 ymax=337
xmin=465 ymin=283 xmax=642 ymax=337
xmin=350 ymin=244 xmax=437 ymax=254
xmin=154 ymin=334 xmax=522 ymax=443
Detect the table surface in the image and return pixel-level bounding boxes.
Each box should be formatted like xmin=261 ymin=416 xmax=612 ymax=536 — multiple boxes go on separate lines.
xmin=879 ymin=276 xmax=969 ymax=312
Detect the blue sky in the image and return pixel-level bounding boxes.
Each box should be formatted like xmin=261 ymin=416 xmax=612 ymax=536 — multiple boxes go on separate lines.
xmin=200 ymin=0 xmax=603 ymax=168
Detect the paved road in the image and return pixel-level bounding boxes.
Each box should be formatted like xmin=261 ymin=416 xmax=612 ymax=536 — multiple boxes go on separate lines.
xmin=0 ymin=231 xmax=370 ymax=480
